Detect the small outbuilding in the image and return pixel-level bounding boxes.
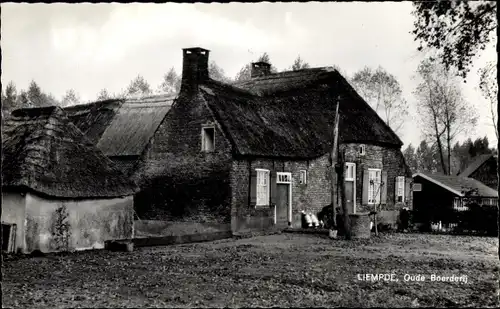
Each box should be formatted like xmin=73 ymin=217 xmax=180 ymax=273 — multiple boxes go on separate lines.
xmin=1 ymin=106 xmax=138 ymax=253
xmin=412 ymin=172 xmax=498 ymax=228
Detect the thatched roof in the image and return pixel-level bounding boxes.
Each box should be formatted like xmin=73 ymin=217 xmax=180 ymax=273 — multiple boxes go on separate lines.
xmin=414 ymin=172 xmax=498 ymax=198
xmin=64 ymin=94 xmax=174 ymax=157
xmin=2 ymin=106 xmax=138 ymax=199
xmin=458 ymin=154 xmax=495 ymax=177
xmin=64 ymin=99 xmax=122 ymax=144
xmin=199 ymin=80 xmax=338 ymax=159
xmin=234 ymin=68 xmax=403 ymax=147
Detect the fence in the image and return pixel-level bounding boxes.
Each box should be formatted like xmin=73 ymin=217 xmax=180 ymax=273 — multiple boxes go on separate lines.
xmin=415 ymin=198 xmax=497 ymax=236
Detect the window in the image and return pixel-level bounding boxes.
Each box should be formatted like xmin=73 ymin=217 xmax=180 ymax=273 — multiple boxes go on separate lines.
xmin=368 ymin=169 xmax=381 ymax=205
xmin=299 ymin=170 xmax=307 ymax=185
xmin=359 ymin=145 xmax=366 ymax=156
xmin=201 ymin=127 xmax=215 ymax=152
xmin=277 ymin=172 xmax=292 ymax=184
xmin=256 ymin=169 xmax=270 ymax=206
xmin=345 ymin=163 xmax=355 ymax=181
xmin=396 ymin=176 xmax=405 ymax=203
xmin=454 ymin=197 xmax=467 ymax=211
xmin=413 ymin=183 xmax=422 ymax=192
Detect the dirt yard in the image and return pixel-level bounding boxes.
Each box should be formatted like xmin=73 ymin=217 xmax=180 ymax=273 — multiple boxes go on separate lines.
xmin=2 ymin=232 xmax=499 ymax=308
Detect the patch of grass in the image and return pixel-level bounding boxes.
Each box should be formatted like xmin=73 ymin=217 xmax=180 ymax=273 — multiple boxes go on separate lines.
xmin=2 ymin=233 xmax=498 ymax=308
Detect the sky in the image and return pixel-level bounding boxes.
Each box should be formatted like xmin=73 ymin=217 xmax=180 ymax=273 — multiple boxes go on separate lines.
xmin=1 ymin=2 xmax=497 ymax=149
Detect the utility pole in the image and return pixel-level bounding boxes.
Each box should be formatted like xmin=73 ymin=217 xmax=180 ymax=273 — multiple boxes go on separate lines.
xmin=339 ymin=149 xmax=351 ymax=240
xmin=330 ymin=96 xmax=340 ymax=238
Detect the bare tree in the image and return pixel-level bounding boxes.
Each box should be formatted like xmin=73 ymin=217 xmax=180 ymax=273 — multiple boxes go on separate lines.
xmin=126 ymin=75 xmax=152 ymax=98
xmin=351 ymin=66 xmax=409 ymax=135
xmin=234 ymin=63 xmax=252 ymax=82
xmin=290 ymin=55 xmax=310 ymax=71
xmin=479 ymin=61 xmax=498 ymax=140
xmin=2 ymin=81 xmax=18 ymax=111
xmin=157 ymin=67 xmax=181 ymax=95
xmin=209 ymin=61 xmax=232 ymax=83
xmin=96 ymin=88 xmax=111 ymax=101
xmin=414 ymin=58 xmax=477 ymax=175
xmin=61 ymin=89 xmax=81 ymax=107
xmin=415 ymin=59 xmax=448 ymax=174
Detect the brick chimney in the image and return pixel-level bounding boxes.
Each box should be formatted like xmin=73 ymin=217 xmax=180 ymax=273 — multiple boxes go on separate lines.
xmin=181 ymin=47 xmax=210 ymax=92
xmin=251 ymin=62 xmax=271 ymax=78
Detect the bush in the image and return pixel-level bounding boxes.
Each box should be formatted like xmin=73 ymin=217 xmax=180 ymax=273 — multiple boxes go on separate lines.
xmin=456 ymin=204 xmax=497 ymax=236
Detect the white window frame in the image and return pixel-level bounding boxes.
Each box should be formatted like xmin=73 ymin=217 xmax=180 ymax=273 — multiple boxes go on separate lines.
xmin=255 ymin=169 xmax=270 ymax=206
xmin=368 ymin=168 xmax=381 ymax=205
xmin=345 ymin=163 xmax=356 ymax=181
xmin=201 ymin=126 xmax=215 ymax=152
xmin=277 ymin=172 xmax=292 ymax=184
xmin=359 ymin=145 xmax=366 ymax=156
xmin=299 ymin=170 xmax=307 ymax=185
xmin=396 ymin=176 xmax=405 ymax=203
xmin=345 ymin=162 xmax=357 ymax=213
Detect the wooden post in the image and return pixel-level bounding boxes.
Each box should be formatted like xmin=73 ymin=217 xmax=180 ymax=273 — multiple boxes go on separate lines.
xmin=330 ymin=97 xmax=340 ymax=236
xmin=339 ymin=149 xmax=351 ymax=240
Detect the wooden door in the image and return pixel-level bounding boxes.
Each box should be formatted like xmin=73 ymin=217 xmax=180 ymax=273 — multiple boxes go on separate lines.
xmin=276 ymin=184 xmax=289 ymax=227
xmin=345 ymin=182 xmax=355 ymax=214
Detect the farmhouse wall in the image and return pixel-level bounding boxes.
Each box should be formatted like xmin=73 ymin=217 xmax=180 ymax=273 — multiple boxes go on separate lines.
xmin=24 ymin=193 xmax=133 ymax=253
xmin=135 ymin=92 xmax=233 ymax=227
xmin=340 ymin=143 xmax=412 ymax=226
xmin=1 ymin=191 xmax=27 ymax=253
xmin=230 ymin=154 xmax=332 ymax=231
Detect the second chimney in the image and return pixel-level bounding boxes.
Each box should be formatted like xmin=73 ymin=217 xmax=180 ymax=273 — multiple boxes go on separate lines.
xmin=251 ymin=62 xmax=271 ymax=78
xmin=181 ymin=47 xmax=210 ymax=92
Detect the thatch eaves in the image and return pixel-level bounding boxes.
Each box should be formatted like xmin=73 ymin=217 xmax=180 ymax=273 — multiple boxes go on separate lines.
xmin=2 ymin=106 xmax=138 ymax=199
xmin=234 ymin=68 xmax=403 ymax=147
xmin=199 ymin=79 xmax=338 ymax=159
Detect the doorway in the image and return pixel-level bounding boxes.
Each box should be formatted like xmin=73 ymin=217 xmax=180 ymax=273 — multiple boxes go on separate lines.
xmin=276 ymin=172 xmax=292 ymax=227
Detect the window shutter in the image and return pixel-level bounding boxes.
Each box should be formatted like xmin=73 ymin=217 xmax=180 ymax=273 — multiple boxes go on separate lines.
xmin=250 ymin=170 xmax=257 ymax=206
xmin=381 ymin=171 xmax=388 ymax=204
xmin=270 ymin=171 xmax=277 ymax=206
xmin=405 ymin=177 xmax=411 ymax=204
xmin=394 ymin=177 xmax=399 ymax=203
xmin=362 ymin=167 xmax=369 ymax=205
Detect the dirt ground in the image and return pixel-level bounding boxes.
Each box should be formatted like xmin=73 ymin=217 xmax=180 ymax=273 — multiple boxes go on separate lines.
xmin=2 ymin=232 xmax=499 ymax=308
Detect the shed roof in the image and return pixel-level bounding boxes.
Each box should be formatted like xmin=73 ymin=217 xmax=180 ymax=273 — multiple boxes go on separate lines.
xmin=64 ymin=94 xmax=175 ymax=157
xmin=233 ymin=68 xmax=403 ymax=147
xmin=458 ymin=154 xmax=495 ymax=177
xmin=2 ymin=106 xmax=138 ymax=199
xmin=413 ymin=172 xmax=498 ymax=198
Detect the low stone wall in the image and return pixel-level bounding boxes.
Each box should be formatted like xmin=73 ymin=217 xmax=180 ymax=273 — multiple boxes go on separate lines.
xmin=131 ymin=231 xmax=233 ymax=247
xmin=231 ymin=206 xmax=275 ymax=233
xmin=134 ymin=220 xmax=231 ymax=238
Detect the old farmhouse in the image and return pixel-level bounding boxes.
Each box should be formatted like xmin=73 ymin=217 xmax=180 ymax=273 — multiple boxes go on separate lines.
xmin=1 ymin=107 xmax=137 ymax=253
xmin=60 ymin=47 xmax=412 ymax=236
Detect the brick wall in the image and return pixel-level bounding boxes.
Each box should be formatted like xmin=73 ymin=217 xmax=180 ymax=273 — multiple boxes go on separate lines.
xmin=134 ymin=91 xmax=233 ymax=225
xmin=230 ymin=154 xmax=331 ymax=231
xmin=470 ymin=157 xmax=498 ymax=190
xmin=340 ymin=143 xmax=411 ymax=225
